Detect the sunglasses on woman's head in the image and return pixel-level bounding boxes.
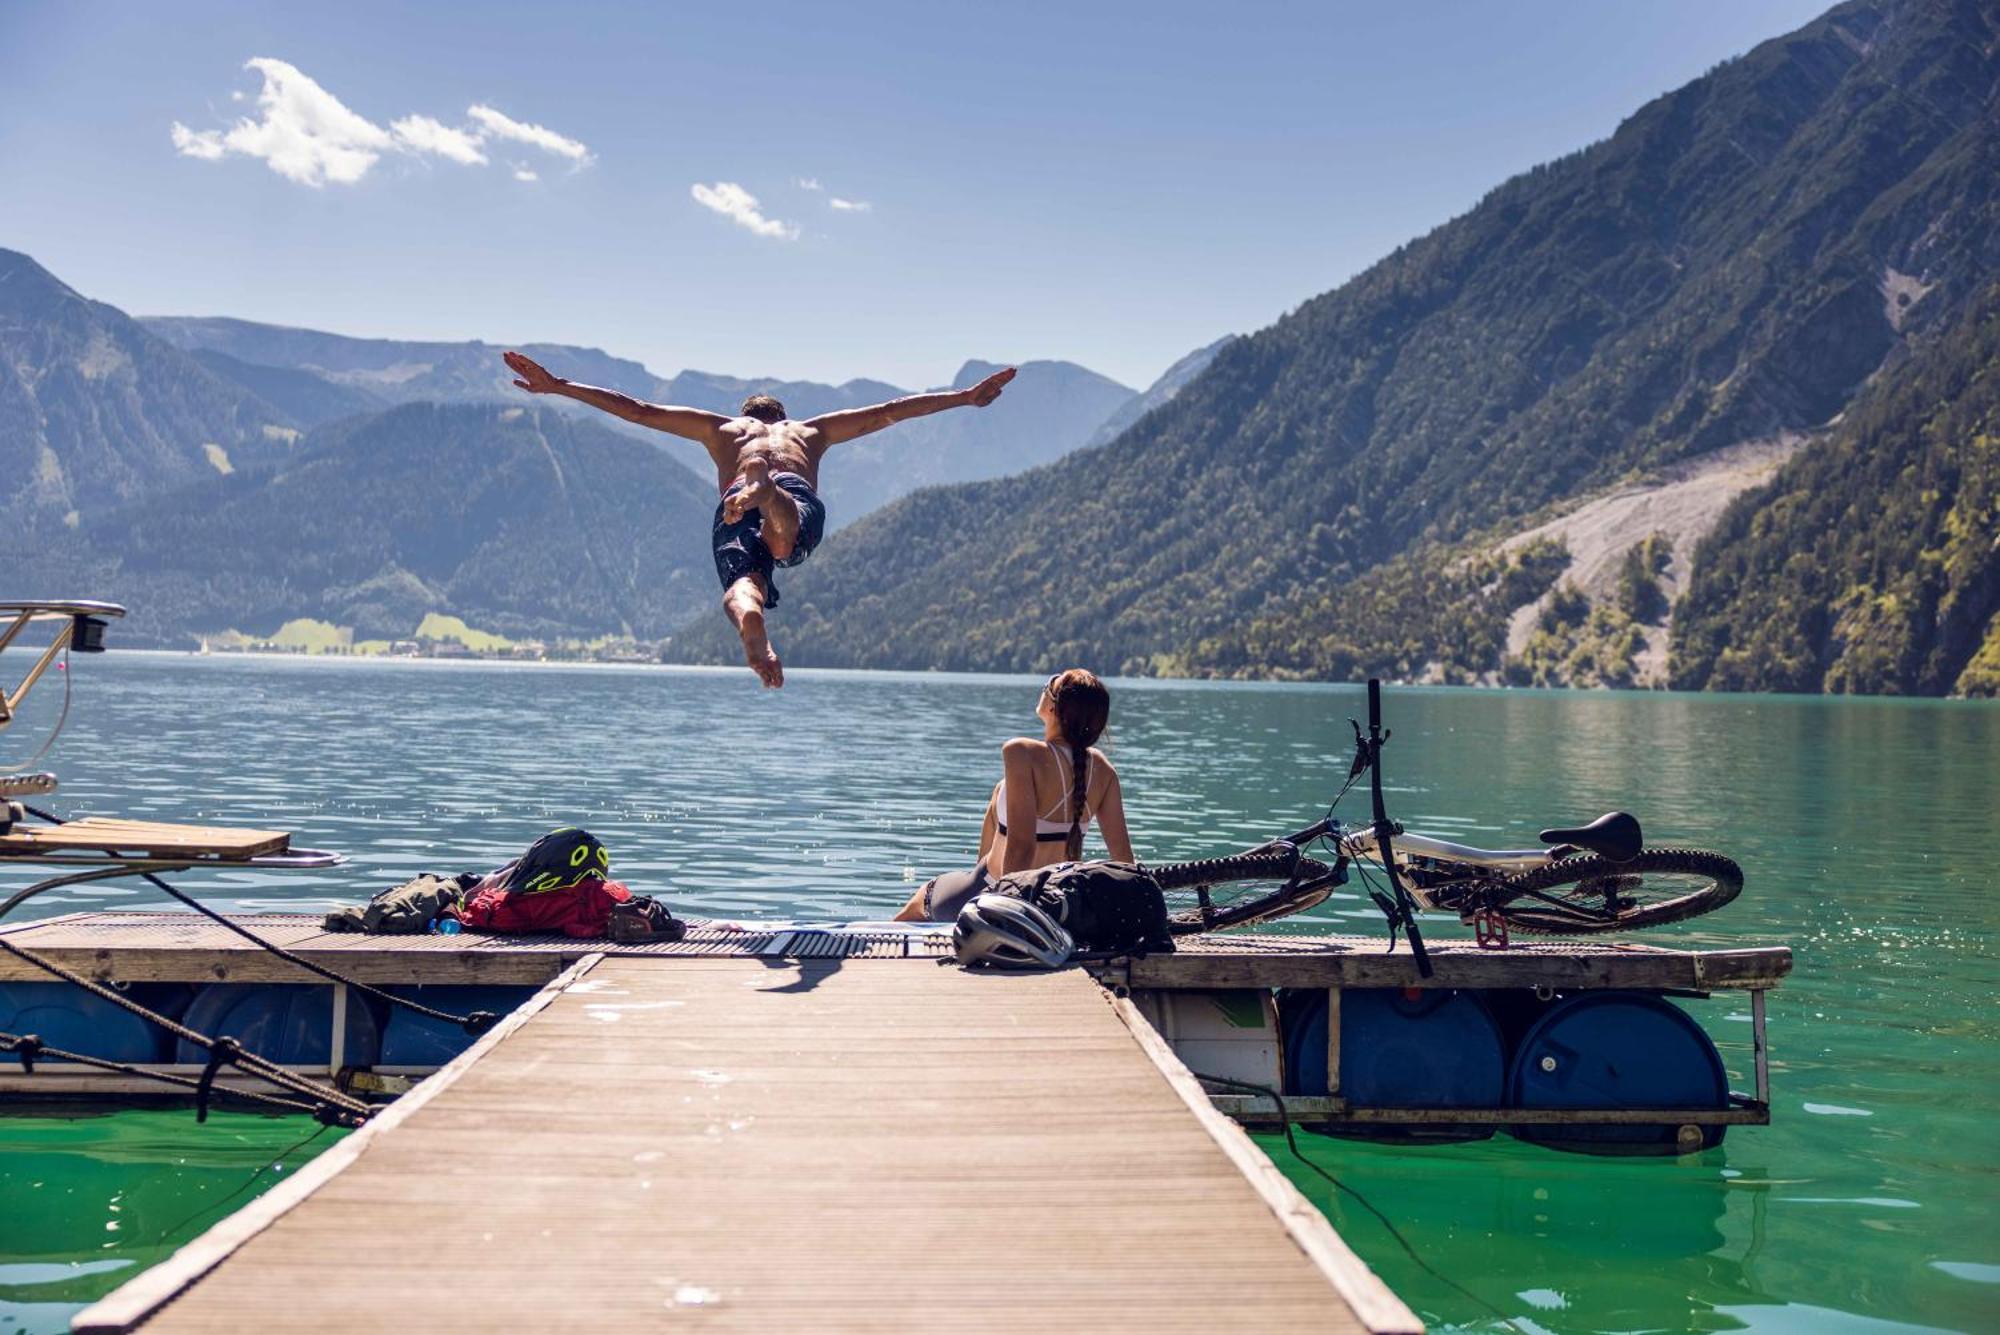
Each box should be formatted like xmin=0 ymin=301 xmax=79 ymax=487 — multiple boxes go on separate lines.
xmin=1043 ymin=673 xmax=1060 ymax=700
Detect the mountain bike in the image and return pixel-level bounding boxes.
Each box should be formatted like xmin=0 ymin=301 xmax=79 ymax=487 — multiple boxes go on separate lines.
xmin=1149 ymin=681 xmax=1743 ymax=963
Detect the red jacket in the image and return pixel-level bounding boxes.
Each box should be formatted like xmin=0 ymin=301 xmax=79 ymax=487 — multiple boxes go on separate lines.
xmin=454 ymin=875 xmax=633 ymax=937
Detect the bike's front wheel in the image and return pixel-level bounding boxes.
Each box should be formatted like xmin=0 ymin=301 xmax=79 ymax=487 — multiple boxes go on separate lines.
xmin=1492 ymin=847 xmax=1743 ymax=935
xmin=1153 ymin=850 xmax=1340 ymax=935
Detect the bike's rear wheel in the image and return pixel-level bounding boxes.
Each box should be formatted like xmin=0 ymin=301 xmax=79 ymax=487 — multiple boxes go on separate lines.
xmin=1153 ymin=850 xmax=1339 ymax=935
xmin=1493 ymin=847 xmax=1743 ymax=934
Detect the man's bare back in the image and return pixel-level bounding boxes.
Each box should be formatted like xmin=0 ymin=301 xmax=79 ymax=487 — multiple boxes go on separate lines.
xmin=711 ymin=418 xmax=822 ymax=528
xmin=503 ymin=350 xmax=1014 ymax=688
xmin=711 ymin=417 xmax=819 ymax=493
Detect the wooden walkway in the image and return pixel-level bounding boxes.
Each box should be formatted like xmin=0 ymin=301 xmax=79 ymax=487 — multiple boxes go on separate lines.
xmin=75 ymin=955 xmax=1420 ymax=1334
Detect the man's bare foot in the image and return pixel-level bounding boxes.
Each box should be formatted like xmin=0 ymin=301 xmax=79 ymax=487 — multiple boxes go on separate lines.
xmin=722 ymin=463 xmax=774 ymax=524
xmin=737 ymin=607 xmax=784 ymax=688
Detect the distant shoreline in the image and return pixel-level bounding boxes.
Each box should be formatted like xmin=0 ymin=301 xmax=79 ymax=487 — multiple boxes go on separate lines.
xmin=97 ymin=649 xmax=2000 ymax=704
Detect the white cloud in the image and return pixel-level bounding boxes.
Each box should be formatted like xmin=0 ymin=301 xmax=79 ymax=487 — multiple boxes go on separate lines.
xmin=690 ymin=182 xmax=798 ymax=240
xmin=514 ymin=167 xmax=539 ymax=182
xmin=390 ymin=114 xmax=488 ymax=165
xmin=171 ymin=57 xmax=392 ymax=186
xmin=796 ymin=176 xmax=822 ymax=191
xmin=467 ymin=104 xmax=592 ymax=163
xmin=172 ymin=59 xmax=592 ymax=187
xmin=170 ymin=123 xmax=227 ymax=160
xmin=829 ymin=196 xmax=871 ymax=212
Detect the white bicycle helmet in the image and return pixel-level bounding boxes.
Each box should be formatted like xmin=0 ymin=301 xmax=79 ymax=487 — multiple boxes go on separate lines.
xmin=952 ymin=892 xmax=1075 ymax=970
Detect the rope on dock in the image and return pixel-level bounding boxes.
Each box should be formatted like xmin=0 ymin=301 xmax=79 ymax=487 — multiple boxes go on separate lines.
xmin=0 ymin=1030 xmax=361 ymax=1124
xmin=0 ymin=935 xmax=371 ymax=1126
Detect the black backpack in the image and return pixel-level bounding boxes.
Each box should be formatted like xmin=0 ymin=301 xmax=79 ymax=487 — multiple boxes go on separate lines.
xmin=990 ymin=861 xmax=1174 ymax=954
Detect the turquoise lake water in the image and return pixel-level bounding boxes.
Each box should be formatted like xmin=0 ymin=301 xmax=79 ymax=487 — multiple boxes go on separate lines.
xmin=1 ymin=653 xmax=1995 ymax=1332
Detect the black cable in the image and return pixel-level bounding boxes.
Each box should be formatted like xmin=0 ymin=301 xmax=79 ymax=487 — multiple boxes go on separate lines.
xmin=1 ymin=808 xmax=494 ymax=1038
xmin=155 ymin=1122 xmax=336 ymax=1243
xmin=1193 ymin=1072 xmax=1525 ymax=1333
xmin=137 ymin=874 xmax=496 ymax=1036
xmin=1349 ymin=856 xmax=1407 ymax=951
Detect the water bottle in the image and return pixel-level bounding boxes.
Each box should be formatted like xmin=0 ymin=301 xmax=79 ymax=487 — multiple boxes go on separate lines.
xmin=433 ymin=916 xmax=462 ymax=935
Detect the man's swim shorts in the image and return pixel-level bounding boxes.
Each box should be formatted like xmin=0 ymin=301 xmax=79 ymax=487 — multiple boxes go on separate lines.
xmin=711 ymin=471 xmax=827 ymax=608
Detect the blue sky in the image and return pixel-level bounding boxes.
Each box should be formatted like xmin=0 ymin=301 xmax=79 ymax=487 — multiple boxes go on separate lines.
xmin=1 ymin=0 xmax=1831 ymax=391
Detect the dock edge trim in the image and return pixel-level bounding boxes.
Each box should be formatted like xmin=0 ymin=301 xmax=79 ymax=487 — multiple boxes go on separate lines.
xmin=1106 ymin=987 xmax=1426 ymax=1335
xmin=71 ymin=952 xmax=607 ymax=1334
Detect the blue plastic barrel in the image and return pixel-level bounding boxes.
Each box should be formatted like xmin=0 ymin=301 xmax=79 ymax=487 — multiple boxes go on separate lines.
xmin=1507 ymin=990 xmax=1728 ymax=1153
xmin=379 ymin=986 xmax=535 ymax=1066
xmin=1280 ymin=987 xmax=1506 ymax=1140
xmin=0 ymin=982 xmax=175 ymax=1064
xmin=174 ymin=984 xmax=381 ymax=1067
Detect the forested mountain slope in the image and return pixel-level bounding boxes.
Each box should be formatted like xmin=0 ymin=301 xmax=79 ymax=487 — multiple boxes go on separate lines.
xmin=668 ymin=0 xmax=1998 ymax=685
xmin=5 ymin=403 xmax=719 ymax=645
xmin=1083 ymin=336 xmax=1236 ymax=450
xmin=1673 ymin=282 xmax=2000 ymax=696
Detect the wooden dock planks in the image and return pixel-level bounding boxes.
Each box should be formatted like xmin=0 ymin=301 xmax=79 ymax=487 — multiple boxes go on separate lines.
xmin=80 ymin=957 xmax=1419 ymax=1333
xmin=0 ymin=818 xmax=289 ymax=859
xmin=0 ymin=911 xmax=1792 ymax=991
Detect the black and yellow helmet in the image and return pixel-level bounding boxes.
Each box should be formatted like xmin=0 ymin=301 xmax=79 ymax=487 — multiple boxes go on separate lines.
xmin=493 ymin=827 xmax=611 ymax=896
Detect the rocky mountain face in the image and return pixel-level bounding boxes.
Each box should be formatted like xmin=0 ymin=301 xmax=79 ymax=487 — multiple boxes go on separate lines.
xmin=0 ymin=250 xmax=295 ymax=533
xmin=142 ymin=315 xmax=669 ymax=411
xmin=666 ymin=0 xmax=2000 ymax=695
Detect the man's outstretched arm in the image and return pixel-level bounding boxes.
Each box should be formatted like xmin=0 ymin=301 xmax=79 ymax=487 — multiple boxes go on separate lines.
xmin=504 ymin=351 xmax=727 ymax=444
xmin=807 ymin=366 xmax=1015 ymax=447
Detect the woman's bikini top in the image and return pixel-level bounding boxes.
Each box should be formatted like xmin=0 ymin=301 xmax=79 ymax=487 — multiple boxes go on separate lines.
xmin=995 ymin=742 xmax=1095 ymax=843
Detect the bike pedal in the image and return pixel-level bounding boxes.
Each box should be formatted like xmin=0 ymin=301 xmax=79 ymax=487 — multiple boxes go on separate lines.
xmin=1472 ymin=910 xmax=1510 ymax=950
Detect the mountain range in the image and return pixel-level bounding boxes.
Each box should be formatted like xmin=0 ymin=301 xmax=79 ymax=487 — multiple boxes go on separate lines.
xmin=663 ymin=0 xmax=2000 ymax=697
xmin=5 ymin=0 xmax=1993 ymax=695
xmin=139 ymin=314 xmax=1139 ymax=527
xmin=0 ymin=247 xmax=1185 ymax=646
xmin=0 ymin=252 xmax=292 ymax=533
xmin=7 ymin=401 xmax=721 ymax=645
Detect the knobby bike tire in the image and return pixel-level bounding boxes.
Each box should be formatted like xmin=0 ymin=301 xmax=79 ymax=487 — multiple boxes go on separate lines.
xmin=1152 ymin=850 xmax=1339 ymax=935
xmin=1493 ymin=847 xmax=1743 ymax=934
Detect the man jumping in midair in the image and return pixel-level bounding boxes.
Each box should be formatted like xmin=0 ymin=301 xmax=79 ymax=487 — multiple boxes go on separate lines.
xmin=504 ymin=351 xmax=1015 ymax=687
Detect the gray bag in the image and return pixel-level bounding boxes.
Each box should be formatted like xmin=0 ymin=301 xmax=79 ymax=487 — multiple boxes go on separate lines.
xmin=322 ymin=872 xmax=478 ymax=934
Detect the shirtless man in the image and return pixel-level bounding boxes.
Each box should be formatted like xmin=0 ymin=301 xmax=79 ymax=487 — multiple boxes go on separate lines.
xmin=503 ymin=351 xmax=1015 ymax=687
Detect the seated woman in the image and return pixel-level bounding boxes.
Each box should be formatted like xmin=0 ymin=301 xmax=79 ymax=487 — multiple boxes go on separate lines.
xmin=895 ymin=668 xmax=1134 ymax=922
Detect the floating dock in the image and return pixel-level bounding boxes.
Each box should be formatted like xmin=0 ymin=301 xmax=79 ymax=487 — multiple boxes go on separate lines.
xmin=57 ymin=943 xmax=1414 ymax=1333
xmin=0 ymin=912 xmax=1793 ymax=1332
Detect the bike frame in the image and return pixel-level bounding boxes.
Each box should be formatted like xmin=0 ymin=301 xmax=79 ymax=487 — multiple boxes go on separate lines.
xmin=1336 ymin=826 xmax=1550 ymax=910
xmin=1259 ymin=815 xmax=1550 ymax=910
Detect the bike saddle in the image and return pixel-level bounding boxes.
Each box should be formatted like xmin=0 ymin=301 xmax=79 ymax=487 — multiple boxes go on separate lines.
xmin=1539 ymin=811 xmax=1642 ymax=863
